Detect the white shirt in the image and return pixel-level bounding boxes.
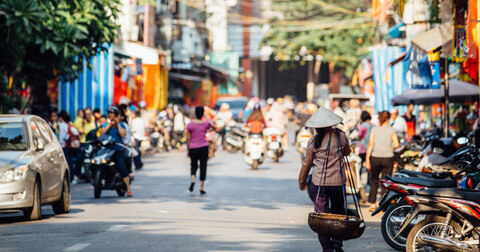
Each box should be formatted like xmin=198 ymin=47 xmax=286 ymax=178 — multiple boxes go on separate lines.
xmin=391 ymin=116 xmax=407 ymax=133
xmin=58 ymin=121 xmax=69 ymax=148
xmin=123 ymin=124 xmax=132 ymax=145
xmin=217 ymin=111 xmax=233 ymax=128
xmin=174 ymin=113 xmax=186 ymax=132
xmin=132 ymin=117 xmax=146 ymax=141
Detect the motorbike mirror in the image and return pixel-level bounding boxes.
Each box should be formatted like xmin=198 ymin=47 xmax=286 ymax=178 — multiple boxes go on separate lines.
xmin=457 ymin=137 xmax=469 ymax=145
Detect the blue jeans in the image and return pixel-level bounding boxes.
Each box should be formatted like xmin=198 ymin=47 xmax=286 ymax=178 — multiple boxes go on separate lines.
xmin=312 ymin=185 xmax=345 ymax=251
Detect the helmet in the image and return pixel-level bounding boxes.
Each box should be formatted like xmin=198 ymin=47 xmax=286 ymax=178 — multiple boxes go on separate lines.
xmin=107 ymin=106 xmax=120 ymax=116
xmin=139 ymin=101 xmax=146 ymax=109
xmin=267 ymin=98 xmax=274 ymax=105
xmin=220 ymin=103 xmax=230 ymax=110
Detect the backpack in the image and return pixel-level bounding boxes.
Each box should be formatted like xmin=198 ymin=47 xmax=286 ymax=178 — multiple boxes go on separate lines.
xmin=362 ymin=122 xmax=373 ymax=151
xmin=67 ymin=124 xmax=81 ymax=149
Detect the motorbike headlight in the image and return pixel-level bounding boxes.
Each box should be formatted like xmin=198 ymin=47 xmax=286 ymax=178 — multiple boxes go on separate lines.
xmin=0 ymin=165 xmax=28 ymax=183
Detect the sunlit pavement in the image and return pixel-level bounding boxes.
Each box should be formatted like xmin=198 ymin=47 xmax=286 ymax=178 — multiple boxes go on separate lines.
xmin=0 ymin=147 xmax=395 ymax=251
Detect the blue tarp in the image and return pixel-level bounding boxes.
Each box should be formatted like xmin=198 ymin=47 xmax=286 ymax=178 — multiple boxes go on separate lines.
xmin=59 ymin=45 xmax=114 ymax=117
xmin=370 ymin=46 xmax=409 ymax=112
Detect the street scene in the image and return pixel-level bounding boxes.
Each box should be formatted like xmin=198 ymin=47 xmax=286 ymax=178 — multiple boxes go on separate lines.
xmin=1 ymin=0 xmax=480 ymax=252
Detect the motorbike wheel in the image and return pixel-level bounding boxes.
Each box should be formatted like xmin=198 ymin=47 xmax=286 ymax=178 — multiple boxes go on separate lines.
xmin=93 ymin=170 xmax=102 ymax=199
xmin=84 ymin=164 xmax=92 ymax=183
xmin=116 ymin=184 xmax=127 ymax=197
xmin=381 ymin=200 xmax=412 ymax=251
xmin=406 ymin=216 xmax=463 ymax=252
xmin=52 ymin=176 xmax=71 ymax=214
xmin=252 ymin=160 xmax=259 ymax=170
xmin=273 ymin=156 xmax=280 ymax=162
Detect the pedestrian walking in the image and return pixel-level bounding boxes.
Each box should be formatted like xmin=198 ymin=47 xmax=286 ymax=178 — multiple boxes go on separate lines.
xmin=186 ymin=106 xmax=215 ymax=195
xmin=131 ymin=110 xmax=146 ymax=170
xmin=365 ymin=111 xmax=399 ymax=212
xmin=298 ymin=107 xmax=351 ymax=252
xmin=58 ymin=111 xmax=81 ymax=183
xmin=390 ymin=109 xmax=407 ymax=141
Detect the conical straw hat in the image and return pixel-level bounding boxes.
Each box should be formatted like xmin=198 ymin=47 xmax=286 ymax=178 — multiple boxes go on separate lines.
xmin=305 ymin=107 xmax=343 ymax=128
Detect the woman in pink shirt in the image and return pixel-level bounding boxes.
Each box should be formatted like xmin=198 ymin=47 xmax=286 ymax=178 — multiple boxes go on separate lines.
xmin=186 ymin=106 xmax=215 ymax=194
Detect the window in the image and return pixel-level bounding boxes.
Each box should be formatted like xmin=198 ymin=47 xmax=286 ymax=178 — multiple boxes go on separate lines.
xmin=0 ymin=122 xmax=28 ymax=151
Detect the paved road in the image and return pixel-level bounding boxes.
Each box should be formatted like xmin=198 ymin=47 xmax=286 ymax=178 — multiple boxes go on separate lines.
xmin=0 ymin=147 xmax=395 ymax=252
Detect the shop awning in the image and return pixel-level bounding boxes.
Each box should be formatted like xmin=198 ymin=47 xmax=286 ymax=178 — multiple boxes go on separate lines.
xmin=392 ymin=79 xmax=479 ymax=105
xmin=169 ymin=72 xmax=204 ymax=82
xmin=114 ymin=42 xmax=165 ymax=65
xmin=202 ymin=61 xmax=230 ymax=77
xmin=411 ymin=23 xmax=453 ymax=57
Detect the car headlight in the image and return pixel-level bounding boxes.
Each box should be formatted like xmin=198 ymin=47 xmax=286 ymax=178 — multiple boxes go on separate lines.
xmin=0 ymin=165 xmax=28 ymax=183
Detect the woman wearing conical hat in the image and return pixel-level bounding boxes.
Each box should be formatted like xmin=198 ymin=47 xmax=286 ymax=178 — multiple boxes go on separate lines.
xmin=298 ymin=106 xmax=352 ymax=252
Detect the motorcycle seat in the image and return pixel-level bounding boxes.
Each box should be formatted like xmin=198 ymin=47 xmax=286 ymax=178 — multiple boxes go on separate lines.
xmin=396 ymin=170 xmax=430 ymax=178
xmin=390 ymin=177 xmax=457 ymax=188
xmin=417 ymin=188 xmax=480 ymax=202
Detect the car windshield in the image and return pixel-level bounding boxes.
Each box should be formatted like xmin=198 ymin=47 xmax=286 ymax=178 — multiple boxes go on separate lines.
xmin=0 ymin=122 xmax=28 ymax=151
xmin=217 ymin=100 xmax=246 ymax=110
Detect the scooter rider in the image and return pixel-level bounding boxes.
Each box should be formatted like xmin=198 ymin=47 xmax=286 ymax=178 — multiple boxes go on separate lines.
xmin=101 ymin=106 xmax=133 ymax=197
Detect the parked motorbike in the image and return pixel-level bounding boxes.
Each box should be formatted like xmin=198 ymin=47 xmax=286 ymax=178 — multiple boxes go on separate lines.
xmin=376 ymin=145 xmax=480 ymax=251
xmin=223 ymin=124 xmax=247 ymax=153
xmin=264 ymin=128 xmax=284 ymax=162
xmin=296 ymin=127 xmax=313 ymax=155
xmin=89 ymin=135 xmax=131 ymax=198
xmin=397 ymin=187 xmax=480 ymax=252
xmin=244 ymin=134 xmax=265 ymax=169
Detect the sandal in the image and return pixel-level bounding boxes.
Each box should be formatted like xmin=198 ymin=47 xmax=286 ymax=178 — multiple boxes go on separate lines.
xmin=200 ymin=190 xmax=206 ymax=195
xmin=127 ymin=191 xmax=133 ymax=197
xmin=368 ymin=205 xmax=376 ymax=212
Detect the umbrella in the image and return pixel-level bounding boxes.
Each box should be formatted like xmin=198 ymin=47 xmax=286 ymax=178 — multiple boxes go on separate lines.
xmin=392 ymin=79 xmax=479 ymax=105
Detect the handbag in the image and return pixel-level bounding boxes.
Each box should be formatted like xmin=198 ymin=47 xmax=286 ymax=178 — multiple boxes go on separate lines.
xmin=307 ymin=129 xmax=366 ymax=240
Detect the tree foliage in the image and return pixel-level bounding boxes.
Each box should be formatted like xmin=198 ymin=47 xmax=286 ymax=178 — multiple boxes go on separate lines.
xmin=262 ymin=0 xmax=377 ymax=76
xmin=0 ymin=0 xmax=120 ymax=112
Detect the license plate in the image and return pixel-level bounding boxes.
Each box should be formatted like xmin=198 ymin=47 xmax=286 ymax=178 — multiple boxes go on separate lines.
xmin=269 ymin=142 xmax=280 ymax=149
xmin=251 ymin=152 xmax=261 ymax=159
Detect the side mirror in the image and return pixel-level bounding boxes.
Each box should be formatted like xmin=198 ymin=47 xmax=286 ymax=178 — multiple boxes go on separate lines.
xmin=35 ymin=139 xmax=45 ymax=151
xmin=457 ymin=137 xmax=469 ymax=145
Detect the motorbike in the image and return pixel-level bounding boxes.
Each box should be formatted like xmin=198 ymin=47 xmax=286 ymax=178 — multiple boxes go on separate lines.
xmin=394 ymin=144 xmax=423 ymax=171
xmin=89 ymin=135 xmax=131 ymax=199
xmin=375 ymin=145 xmax=480 ymax=251
xmin=223 ymin=124 xmax=247 ymax=153
xmin=416 ymin=136 xmax=470 ymax=174
xmin=244 ymin=134 xmax=265 ymax=169
xmin=264 ymin=128 xmax=284 ymax=162
xmin=397 ymin=187 xmax=480 ymax=252
xmin=296 ymin=127 xmax=314 ymax=155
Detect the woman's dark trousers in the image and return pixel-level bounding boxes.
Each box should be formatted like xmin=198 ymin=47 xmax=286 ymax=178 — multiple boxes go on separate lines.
xmin=189 ymin=146 xmax=209 ymax=181
xmin=313 ymin=185 xmax=345 ymax=251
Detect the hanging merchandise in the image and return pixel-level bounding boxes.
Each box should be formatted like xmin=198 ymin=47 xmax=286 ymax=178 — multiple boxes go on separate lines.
xmin=453 ymin=0 xmax=468 ymax=63
xmin=427 ymin=50 xmax=441 ymax=89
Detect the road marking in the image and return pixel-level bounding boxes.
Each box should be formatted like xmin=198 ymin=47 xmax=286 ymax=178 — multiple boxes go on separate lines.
xmin=107 ymin=224 xmax=128 ymax=231
xmin=158 ymin=210 xmax=169 ymax=214
xmin=63 ymin=243 xmax=90 ymax=251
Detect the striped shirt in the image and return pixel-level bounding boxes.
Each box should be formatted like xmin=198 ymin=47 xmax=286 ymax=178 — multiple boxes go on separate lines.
xmin=301 ymin=129 xmax=351 ymax=186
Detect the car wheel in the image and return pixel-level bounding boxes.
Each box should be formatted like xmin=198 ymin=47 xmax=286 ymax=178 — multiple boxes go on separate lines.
xmin=52 ymin=176 xmax=71 ymax=214
xmin=24 ymin=180 xmax=41 ymax=221
xmin=93 ymin=170 xmax=102 ymax=199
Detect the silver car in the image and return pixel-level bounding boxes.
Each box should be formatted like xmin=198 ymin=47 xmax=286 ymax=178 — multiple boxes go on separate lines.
xmin=0 ymin=115 xmax=71 ymax=220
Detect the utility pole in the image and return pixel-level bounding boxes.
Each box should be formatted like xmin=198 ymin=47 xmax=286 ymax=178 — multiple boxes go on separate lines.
xmin=444 ymin=58 xmax=449 ymax=138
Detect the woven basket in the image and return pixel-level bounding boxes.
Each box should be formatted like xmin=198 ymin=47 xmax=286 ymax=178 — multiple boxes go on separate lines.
xmin=308 ymin=212 xmax=365 ymax=240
